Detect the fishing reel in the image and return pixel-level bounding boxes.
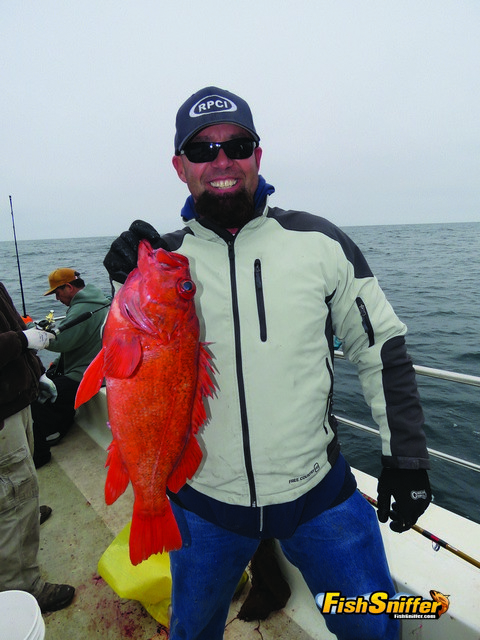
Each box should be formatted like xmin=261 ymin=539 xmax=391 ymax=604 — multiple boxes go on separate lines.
xmin=36 ymin=310 xmax=56 ymax=332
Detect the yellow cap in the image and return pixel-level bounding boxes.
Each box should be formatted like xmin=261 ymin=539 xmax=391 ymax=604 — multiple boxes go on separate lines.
xmin=43 ymin=268 xmax=78 ymax=296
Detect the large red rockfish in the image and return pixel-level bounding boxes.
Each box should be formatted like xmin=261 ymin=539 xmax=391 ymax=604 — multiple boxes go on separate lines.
xmin=75 ymin=241 xmax=215 ymax=564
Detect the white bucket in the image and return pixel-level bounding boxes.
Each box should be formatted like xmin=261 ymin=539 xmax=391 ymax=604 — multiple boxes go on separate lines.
xmin=0 ymin=590 xmax=45 ymax=640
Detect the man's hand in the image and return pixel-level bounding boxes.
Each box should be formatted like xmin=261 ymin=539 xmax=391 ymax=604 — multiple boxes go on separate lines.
xmin=23 ymin=328 xmax=55 ymax=351
xmin=103 ymin=220 xmax=168 ymax=284
xmin=377 ymin=468 xmax=431 ymax=533
xmin=38 ymin=374 xmax=58 ymax=404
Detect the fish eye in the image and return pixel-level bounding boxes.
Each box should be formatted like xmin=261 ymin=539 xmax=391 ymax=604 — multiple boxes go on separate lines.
xmin=177 ymin=279 xmax=196 ymax=298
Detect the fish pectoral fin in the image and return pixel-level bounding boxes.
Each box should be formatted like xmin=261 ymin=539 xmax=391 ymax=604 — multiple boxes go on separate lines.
xmin=129 ymin=502 xmax=182 ymax=565
xmin=105 ymin=439 xmax=130 ymax=504
xmin=74 ymin=348 xmax=106 ymax=408
xmin=104 ymin=333 xmax=142 ymax=378
xmin=191 ymin=342 xmax=216 ymax=433
xmin=167 ymin=435 xmax=203 ymax=493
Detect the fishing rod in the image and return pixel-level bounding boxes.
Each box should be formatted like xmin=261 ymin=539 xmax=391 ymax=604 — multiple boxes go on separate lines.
xmin=36 ymin=302 xmax=111 ymax=336
xmin=361 ymin=492 xmax=480 ymax=570
xmin=9 ymin=195 xmax=28 ymax=318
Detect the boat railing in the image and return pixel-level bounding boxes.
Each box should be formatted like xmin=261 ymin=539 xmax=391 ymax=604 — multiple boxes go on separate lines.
xmin=333 ymin=350 xmax=480 ymax=473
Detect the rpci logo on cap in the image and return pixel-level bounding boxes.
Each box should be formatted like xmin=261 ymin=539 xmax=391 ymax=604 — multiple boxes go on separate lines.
xmin=189 ymin=94 xmax=238 ymax=118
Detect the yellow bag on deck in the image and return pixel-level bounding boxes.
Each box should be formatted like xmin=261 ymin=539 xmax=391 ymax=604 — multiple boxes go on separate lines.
xmin=97 ymin=522 xmax=172 ymax=627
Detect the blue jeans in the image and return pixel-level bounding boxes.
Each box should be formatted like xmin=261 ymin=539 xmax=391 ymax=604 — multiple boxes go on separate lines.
xmin=169 ymin=490 xmax=400 ymax=640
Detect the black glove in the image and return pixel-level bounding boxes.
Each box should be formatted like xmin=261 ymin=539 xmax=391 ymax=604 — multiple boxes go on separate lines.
xmin=103 ymin=219 xmax=169 ymax=284
xmin=377 ymin=468 xmax=431 ymax=533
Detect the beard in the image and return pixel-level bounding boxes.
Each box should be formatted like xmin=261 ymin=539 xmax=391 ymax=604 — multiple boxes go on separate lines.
xmin=194 ymin=188 xmax=256 ymax=229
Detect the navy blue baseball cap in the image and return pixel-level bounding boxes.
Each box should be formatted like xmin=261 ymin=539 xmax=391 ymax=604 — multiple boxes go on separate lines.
xmin=174 ymin=86 xmax=260 ymax=154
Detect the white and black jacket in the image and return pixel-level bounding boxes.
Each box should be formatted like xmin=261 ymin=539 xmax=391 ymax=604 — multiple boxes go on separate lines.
xmin=162 ymin=204 xmax=429 ymax=511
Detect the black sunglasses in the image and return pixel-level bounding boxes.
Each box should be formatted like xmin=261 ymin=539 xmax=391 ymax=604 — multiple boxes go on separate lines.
xmin=180 ymin=138 xmax=258 ymax=163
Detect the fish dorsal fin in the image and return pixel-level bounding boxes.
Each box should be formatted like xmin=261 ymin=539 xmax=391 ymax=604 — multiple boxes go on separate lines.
xmin=104 ymin=332 xmax=142 ymax=378
xmin=74 ymin=347 xmax=106 ymax=409
xmin=191 ymin=342 xmax=216 ymax=434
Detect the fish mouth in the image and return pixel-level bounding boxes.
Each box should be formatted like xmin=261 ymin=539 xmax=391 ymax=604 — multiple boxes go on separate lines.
xmin=157 ymin=250 xmax=189 ymax=269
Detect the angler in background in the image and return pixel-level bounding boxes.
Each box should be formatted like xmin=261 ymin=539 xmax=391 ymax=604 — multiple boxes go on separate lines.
xmin=0 ymin=281 xmax=75 ymax=612
xmin=32 ymin=268 xmax=110 ymax=468
xmin=104 ymin=86 xmax=432 ymax=640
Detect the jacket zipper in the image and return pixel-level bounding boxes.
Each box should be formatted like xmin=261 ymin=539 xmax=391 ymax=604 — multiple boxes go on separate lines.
xmin=254 ymin=259 xmax=267 ymax=342
xmin=356 ymin=297 xmax=375 ymax=347
xmin=323 ymin=357 xmax=334 ymax=434
xmin=228 ymin=241 xmax=258 ymax=507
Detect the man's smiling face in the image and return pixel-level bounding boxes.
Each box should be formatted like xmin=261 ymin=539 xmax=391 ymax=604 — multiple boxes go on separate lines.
xmin=172 ymin=123 xmax=262 ymax=204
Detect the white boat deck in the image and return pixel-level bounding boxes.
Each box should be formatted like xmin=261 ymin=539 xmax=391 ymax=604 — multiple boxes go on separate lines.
xmin=36 ymin=389 xmax=480 ymax=639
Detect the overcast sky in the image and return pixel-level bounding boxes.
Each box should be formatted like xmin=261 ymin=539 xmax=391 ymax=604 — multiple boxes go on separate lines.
xmin=1 ymin=1 xmax=479 ymax=241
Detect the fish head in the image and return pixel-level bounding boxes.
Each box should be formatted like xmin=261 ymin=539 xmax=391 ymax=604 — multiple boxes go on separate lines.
xmin=118 ymin=240 xmax=197 ymax=336
xmin=429 ymin=590 xmax=450 ymax=617
xmin=137 ymin=239 xmax=196 ymax=301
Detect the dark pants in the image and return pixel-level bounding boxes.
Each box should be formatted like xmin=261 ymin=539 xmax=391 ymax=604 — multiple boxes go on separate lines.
xmin=31 ymin=375 xmax=79 ymax=466
xmin=169 ymin=491 xmax=400 ymax=640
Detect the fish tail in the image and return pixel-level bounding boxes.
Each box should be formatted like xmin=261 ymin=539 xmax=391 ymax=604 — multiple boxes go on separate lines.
xmin=129 ymin=502 xmax=182 ymax=565
xmin=105 ymin=439 xmax=130 ymax=504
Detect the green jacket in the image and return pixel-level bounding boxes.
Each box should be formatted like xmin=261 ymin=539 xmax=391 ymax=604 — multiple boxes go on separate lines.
xmin=47 ymin=284 xmax=110 ymax=382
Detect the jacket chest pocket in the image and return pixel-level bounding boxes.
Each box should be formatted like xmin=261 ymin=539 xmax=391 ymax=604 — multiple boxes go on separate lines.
xmin=254 ymin=259 xmax=267 ymax=342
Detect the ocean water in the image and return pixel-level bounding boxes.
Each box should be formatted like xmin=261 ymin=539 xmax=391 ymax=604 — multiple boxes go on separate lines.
xmin=1 ymin=221 xmax=479 ymax=524
xmin=331 ymin=222 xmax=480 ymax=526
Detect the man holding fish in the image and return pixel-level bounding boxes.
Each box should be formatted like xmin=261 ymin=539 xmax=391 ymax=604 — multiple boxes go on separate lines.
xmin=102 ymin=87 xmax=431 ymax=640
